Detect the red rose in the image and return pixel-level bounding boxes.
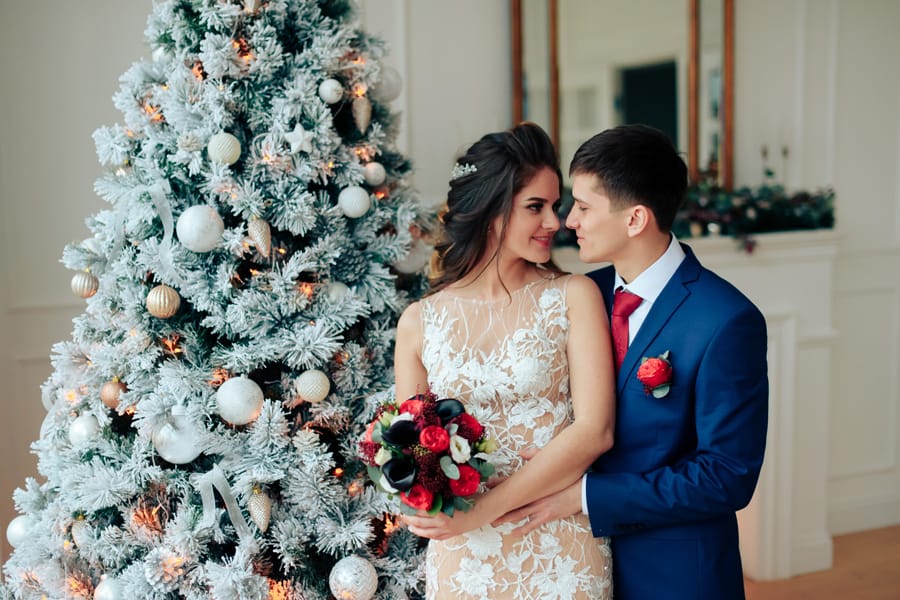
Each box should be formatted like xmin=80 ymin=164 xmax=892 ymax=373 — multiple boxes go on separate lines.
xmin=448 ymin=464 xmax=481 ymax=497
xmin=399 ymin=399 xmax=425 ymax=416
xmin=452 ymin=413 xmax=484 ymax=442
xmin=637 ymin=357 xmax=673 ymax=389
xmin=419 ymin=425 xmax=450 ymax=453
xmin=400 ymin=483 xmax=434 ymax=511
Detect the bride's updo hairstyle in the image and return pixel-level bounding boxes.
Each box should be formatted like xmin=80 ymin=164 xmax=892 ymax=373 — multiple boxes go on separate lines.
xmin=429 ymin=122 xmax=563 ymax=293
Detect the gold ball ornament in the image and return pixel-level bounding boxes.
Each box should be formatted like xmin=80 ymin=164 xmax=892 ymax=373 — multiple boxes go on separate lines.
xmin=363 ymin=162 xmax=386 ymax=186
xmin=248 ymin=487 xmax=272 ymax=532
xmin=329 ymin=555 xmax=378 ymax=600
xmin=318 ymin=78 xmax=344 ymax=104
xmin=294 ymin=369 xmax=330 ymax=404
xmin=207 ymin=132 xmax=242 ymax=165
xmin=247 ymin=216 xmax=272 ymax=257
xmin=71 ymin=271 xmax=99 ymax=298
xmin=100 ymin=379 xmax=127 ymax=410
xmin=373 ymin=65 xmax=402 ymax=103
xmin=338 ymin=186 xmax=371 ymax=218
xmin=146 ymin=284 xmax=181 ymax=319
xmin=352 ymin=96 xmax=372 ymax=133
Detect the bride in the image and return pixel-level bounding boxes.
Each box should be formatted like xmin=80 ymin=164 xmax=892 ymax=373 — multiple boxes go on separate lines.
xmin=395 ymin=122 xmax=615 ymax=599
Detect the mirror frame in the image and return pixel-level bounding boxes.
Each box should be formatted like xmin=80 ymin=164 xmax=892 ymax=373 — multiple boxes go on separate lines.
xmin=511 ymin=0 xmax=734 ymax=189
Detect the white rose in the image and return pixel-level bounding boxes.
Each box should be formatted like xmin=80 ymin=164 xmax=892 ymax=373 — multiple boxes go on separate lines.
xmin=450 ymin=435 xmax=471 ymax=463
xmin=374 ymin=447 xmax=392 ymax=466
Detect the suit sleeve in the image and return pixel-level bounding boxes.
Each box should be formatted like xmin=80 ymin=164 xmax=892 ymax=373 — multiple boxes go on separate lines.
xmin=584 ymin=305 xmax=768 ymax=536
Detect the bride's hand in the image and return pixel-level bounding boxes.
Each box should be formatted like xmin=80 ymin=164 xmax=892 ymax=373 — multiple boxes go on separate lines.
xmin=402 ymin=503 xmax=485 ymax=540
xmin=492 ymin=480 xmax=582 ymax=536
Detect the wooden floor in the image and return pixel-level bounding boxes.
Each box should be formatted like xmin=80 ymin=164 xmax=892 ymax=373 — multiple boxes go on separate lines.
xmin=744 ymin=525 xmax=900 ymax=599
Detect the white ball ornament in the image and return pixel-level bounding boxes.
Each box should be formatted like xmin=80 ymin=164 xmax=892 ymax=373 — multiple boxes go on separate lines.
xmin=329 ymin=555 xmax=378 ymax=600
xmin=176 ymin=205 xmax=224 ymax=252
xmin=338 ymin=186 xmax=371 ymax=218
xmin=318 ymin=78 xmax=344 ymax=104
xmin=6 ymin=515 xmax=33 ymax=549
xmin=374 ymin=65 xmax=402 ymax=102
xmin=152 ymin=410 xmax=204 ymax=464
xmin=69 ymin=414 xmax=100 ymax=446
xmin=216 ymin=376 xmax=264 ymax=425
xmin=71 ymin=271 xmax=100 ymax=298
xmin=207 ymin=132 xmax=242 ymax=165
xmin=363 ymin=162 xmax=386 ymax=186
xmin=294 ymin=369 xmax=330 ymax=404
xmin=392 ymin=239 xmax=432 ymax=274
xmin=326 ymin=281 xmax=350 ymax=302
xmin=146 ymin=284 xmax=181 ymax=319
xmin=94 ymin=577 xmax=124 ymax=600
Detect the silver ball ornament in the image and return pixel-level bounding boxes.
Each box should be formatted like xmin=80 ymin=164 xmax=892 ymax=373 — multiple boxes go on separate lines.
xmin=363 ymin=162 xmax=386 ymax=186
xmin=177 ymin=205 xmax=224 ymax=252
xmin=374 ymin=65 xmax=402 ymax=102
xmin=294 ymin=369 xmax=330 ymax=404
xmin=318 ymin=78 xmax=344 ymax=104
xmin=94 ymin=577 xmax=124 ymax=600
xmin=216 ymin=376 xmax=264 ymax=425
xmin=146 ymin=284 xmax=181 ymax=319
xmin=6 ymin=515 xmax=34 ymax=549
xmin=69 ymin=414 xmax=100 ymax=446
xmin=329 ymin=555 xmax=378 ymax=600
xmin=71 ymin=271 xmax=99 ymax=298
xmin=338 ymin=186 xmax=371 ymax=218
xmin=207 ymin=132 xmax=242 ymax=165
xmin=152 ymin=411 xmax=204 ymax=464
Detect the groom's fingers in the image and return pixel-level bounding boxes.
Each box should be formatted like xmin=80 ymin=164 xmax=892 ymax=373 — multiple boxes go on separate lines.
xmin=518 ymin=446 xmax=539 ymax=461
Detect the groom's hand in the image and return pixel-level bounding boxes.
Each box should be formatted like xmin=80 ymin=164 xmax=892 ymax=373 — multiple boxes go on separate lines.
xmin=493 ymin=481 xmax=583 ymax=536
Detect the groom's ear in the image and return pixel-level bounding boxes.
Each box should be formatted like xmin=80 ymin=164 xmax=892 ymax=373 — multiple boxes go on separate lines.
xmin=625 ymin=204 xmax=653 ymax=237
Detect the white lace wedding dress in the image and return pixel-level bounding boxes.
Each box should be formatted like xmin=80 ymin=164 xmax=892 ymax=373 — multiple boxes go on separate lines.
xmin=418 ymin=274 xmax=612 ymax=600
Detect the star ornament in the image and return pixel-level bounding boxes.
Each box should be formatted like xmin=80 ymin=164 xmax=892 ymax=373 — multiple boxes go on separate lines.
xmin=285 ymin=123 xmax=314 ymax=154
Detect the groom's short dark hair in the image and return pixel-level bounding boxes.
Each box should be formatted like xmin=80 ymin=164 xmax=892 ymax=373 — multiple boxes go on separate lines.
xmin=569 ymin=124 xmax=688 ymax=232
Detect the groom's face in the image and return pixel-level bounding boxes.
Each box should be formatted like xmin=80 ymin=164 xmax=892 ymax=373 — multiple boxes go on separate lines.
xmin=566 ymin=174 xmax=631 ymax=264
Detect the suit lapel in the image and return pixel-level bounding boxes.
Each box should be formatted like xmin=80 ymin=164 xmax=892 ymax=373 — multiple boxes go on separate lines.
xmin=617 ymin=245 xmax=702 ymax=393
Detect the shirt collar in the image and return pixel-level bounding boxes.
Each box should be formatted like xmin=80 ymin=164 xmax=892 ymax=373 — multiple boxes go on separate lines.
xmin=614 ymin=235 xmax=686 ymax=304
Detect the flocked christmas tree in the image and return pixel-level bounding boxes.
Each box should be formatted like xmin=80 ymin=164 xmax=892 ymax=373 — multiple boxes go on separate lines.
xmin=1 ymin=1 xmax=435 ymax=598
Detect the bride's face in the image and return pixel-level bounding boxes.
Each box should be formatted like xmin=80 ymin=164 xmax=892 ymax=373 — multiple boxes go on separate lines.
xmin=492 ymin=167 xmax=561 ymax=265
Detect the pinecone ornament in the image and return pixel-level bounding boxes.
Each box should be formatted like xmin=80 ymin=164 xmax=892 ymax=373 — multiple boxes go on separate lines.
xmin=247 ymin=216 xmax=272 ymax=257
xmin=248 ymin=487 xmax=271 ymax=532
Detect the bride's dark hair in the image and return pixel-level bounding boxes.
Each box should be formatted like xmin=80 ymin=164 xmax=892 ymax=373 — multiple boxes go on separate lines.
xmin=428 ymin=122 xmax=563 ymax=294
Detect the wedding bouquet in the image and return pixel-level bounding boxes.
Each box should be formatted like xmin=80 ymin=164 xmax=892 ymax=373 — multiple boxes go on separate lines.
xmin=358 ymin=391 xmax=497 ymax=514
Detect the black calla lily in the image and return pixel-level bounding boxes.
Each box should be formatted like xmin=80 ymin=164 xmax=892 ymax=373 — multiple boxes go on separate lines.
xmin=381 ymin=458 xmax=417 ymax=492
xmin=381 ymin=418 xmax=419 ymax=447
xmin=435 ymin=398 xmax=465 ymax=424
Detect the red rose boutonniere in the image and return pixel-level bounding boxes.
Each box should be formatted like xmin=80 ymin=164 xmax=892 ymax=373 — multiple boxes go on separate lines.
xmin=637 ymin=350 xmax=673 ymax=398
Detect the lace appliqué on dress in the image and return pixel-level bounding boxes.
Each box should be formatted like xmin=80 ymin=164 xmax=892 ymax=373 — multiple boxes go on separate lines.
xmin=419 ymin=276 xmax=612 ymax=600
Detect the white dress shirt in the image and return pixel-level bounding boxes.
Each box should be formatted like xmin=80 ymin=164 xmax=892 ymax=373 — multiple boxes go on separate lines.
xmin=582 ymin=235 xmax=686 ymax=515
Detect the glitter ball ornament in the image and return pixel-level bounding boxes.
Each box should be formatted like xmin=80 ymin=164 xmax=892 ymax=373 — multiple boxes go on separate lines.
xmin=207 ymin=132 xmax=242 ymax=165
xmin=152 ymin=410 xmax=204 ymax=464
xmin=392 ymin=238 xmax=432 ymax=274
xmin=363 ymin=162 xmax=386 ymax=186
xmin=294 ymin=369 xmax=330 ymax=404
xmin=328 ymin=555 xmax=378 ymax=600
xmin=338 ymin=186 xmax=371 ymax=218
xmin=216 ymin=376 xmax=264 ymax=425
xmin=327 ymin=281 xmax=350 ymax=302
xmin=248 ymin=488 xmax=272 ymax=532
xmin=146 ymin=284 xmax=181 ymax=319
xmin=352 ymin=96 xmax=372 ymax=132
xmin=71 ymin=271 xmax=99 ymax=298
xmin=247 ymin=216 xmax=272 ymax=257
xmin=94 ymin=576 xmax=124 ymax=600
xmin=176 ymin=205 xmax=224 ymax=252
xmin=318 ymin=78 xmax=344 ymax=104
xmin=6 ymin=515 xmax=33 ymax=549
xmin=69 ymin=414 xmax=100 ymax=446
xmin=100 ymin=379 xmax=127 ymax=410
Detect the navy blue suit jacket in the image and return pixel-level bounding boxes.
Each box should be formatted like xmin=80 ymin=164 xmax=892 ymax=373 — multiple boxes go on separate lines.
xmin=585 ymin=244 xmax=768 ymax=600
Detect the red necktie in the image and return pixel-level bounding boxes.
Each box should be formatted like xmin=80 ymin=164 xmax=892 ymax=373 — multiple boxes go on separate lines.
xmin=612 ymin=288 xmax=643 ymax=372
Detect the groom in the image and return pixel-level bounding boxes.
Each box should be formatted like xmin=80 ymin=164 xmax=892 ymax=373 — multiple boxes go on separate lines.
xmin=505 ymin=124 xmax=768 ymax=599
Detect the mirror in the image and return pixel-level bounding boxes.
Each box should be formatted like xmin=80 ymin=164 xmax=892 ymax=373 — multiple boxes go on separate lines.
xmin=512 ymin=0 xmax=733 ymax=189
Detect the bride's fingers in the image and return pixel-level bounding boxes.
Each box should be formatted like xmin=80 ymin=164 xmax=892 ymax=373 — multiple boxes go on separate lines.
xmin=518 ymin=446 xmax=539 ymax=461
xmin=492 ymin=505 xmax=531 ymax=526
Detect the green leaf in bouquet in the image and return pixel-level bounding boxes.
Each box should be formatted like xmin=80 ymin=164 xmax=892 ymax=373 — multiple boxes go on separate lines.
xmin=398 ymin=503 xmax=418 ymax=515
xmin=440 ymin=455 xmax=460 ymax=479
xmin=367 ymin=465 xmax=385 ymax=488
xmin=427 ymin=494 xmax=443 ymax=515
xmin=371 ymin=426 xmax=383 ymax=444
xmin=441 ymin=501 xmax=456 ymax=517
xmin=474 ymin=459 xmax=495 ymax=479
xmin=453 ymin=496 xmax=475 ymax=513
xmin=447 ymin=423 xmax=459 ymax=435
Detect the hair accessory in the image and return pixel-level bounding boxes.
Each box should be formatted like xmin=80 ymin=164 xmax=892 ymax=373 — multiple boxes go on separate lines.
xmin=450 ymin=162 xmax=478 ymax=181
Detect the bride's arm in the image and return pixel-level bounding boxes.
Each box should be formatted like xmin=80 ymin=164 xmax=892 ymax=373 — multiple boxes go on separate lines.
xmin=394 ymin=301 xmax=430 ymax=400
xmin=405 ymin=275 xmax=615 ymax=539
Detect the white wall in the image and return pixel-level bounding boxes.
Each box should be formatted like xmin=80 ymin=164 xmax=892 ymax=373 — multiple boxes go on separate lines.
xmin=2 ymin=0 xmax=899 ymax=576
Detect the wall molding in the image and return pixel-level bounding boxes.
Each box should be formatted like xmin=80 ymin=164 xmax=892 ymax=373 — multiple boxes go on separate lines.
xmin=829 ymin=491 xmax=900 ymax=536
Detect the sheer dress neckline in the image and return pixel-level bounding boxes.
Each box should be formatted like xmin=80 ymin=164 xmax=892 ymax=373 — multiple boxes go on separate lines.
xmin=439 ymin=274 xmax=560 ymax=305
